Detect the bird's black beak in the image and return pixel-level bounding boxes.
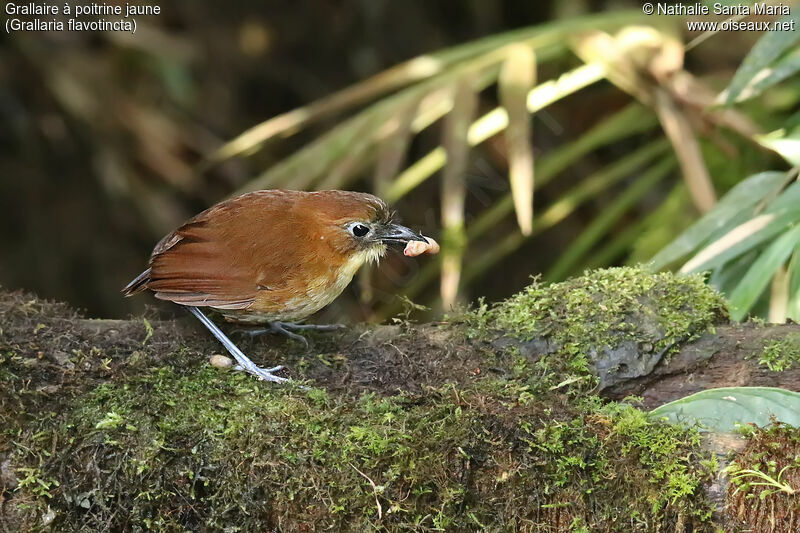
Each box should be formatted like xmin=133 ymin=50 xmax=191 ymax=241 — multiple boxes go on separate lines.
xmin=377 ymin=222 xmax=425 ymax=246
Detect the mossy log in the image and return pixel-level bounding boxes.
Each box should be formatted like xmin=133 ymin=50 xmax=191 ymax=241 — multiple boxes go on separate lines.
xmin=2 ymin=268 xmax=799 ymax=532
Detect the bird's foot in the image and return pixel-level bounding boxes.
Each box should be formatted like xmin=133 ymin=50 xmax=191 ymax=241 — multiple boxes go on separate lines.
xmin=233 ymin=363 xmax=289 ymax=383
xmin=186 ymin=306 xmax=291 ymax=385
xmin=279 ymin=322 xmax=347 ymax=332
xmin=236 ymin=322 xmax=346 ymax=349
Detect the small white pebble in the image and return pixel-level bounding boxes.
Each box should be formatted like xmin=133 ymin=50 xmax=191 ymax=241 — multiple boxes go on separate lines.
xmin=41 ymin=506 xmax=56 ymax=526
xmin=209 ymin=354 xmax=233 ymax=369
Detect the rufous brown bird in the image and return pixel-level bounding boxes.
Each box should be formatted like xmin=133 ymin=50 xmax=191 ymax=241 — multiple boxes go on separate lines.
xmin=123 ymin=189 xmax=437 ymax=383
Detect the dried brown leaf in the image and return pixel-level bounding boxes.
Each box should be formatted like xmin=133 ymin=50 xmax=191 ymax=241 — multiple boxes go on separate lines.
xmin=498 ymin=44 xmax=537 ymax=235
xmin=654 ymin=88 xmax=716 ymax=213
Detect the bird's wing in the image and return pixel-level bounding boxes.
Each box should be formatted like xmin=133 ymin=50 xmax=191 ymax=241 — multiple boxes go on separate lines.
xmin=142 ymin=189 xmax=361 ymax=314
xmin=145 ymin=201 xmax=261 ymax=310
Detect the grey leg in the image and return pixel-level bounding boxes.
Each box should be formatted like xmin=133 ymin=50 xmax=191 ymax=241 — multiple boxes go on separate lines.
xmin=237 ymin=322 xmax=346 ymax=349
xmin=281 ymin=323 xmax=347 ymax=331
xmin=186 ymin=306 xmax=289 ymax=384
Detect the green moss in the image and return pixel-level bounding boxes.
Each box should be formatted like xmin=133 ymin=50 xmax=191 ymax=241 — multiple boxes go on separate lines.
xmin=599 ymin=401 xmax=716 ymax=518
xmin=4 ymin=363 xmax=718 ymax=531
xmin=758 ymin=333 xmax=800 ymax=372
xmin=467 ymin=267 xmax=727 ymax=390
xmin=1 ymin=282 xmax=723 ymax=531
xmin=476 ymin=266 xmax=725 ymax=351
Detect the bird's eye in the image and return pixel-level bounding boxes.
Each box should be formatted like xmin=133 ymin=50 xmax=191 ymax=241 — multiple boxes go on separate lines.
xmin=351 ymin=224 xmax=370 ymax=237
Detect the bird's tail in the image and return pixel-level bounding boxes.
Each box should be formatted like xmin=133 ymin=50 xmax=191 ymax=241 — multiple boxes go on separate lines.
xmin=122 ymin=268 xmax=151 ymax=296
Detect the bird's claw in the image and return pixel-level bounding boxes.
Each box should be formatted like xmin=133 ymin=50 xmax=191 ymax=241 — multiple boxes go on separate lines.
xmin=282 ymin=323 xmax=347 ymax=332
xmin=236 ymin=364 xmax=284 ymax=372
xmin=233 ymin=322 xmax=345 ymax=349
xmin=253 ymin=368 xmax=290 ymax=383
xmin=269 ymin=323 xmax=310 ymax=349
xmin=232 ymin=363 xmax=289 ymax=383
xmin=234 ymin=364 xmax=309 ymax=389
xmin=231 ymin=328 xmax=270 ymax=337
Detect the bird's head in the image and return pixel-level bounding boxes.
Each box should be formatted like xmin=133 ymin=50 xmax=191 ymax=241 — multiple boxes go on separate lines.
xmin=303 ymin=191 xmax=425 ymax=267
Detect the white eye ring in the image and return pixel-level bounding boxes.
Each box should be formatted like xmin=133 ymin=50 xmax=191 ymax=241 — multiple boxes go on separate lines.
xmin=347 ymin=222 xmax=371 ymax=238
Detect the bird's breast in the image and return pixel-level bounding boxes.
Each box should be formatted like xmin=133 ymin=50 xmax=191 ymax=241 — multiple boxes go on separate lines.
xmin=223 ymin=246 xmax=384 ymax=323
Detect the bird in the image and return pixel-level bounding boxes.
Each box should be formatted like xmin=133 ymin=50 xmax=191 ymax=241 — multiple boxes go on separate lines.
xmin=122 ymin=189 xmax=435 ymax=383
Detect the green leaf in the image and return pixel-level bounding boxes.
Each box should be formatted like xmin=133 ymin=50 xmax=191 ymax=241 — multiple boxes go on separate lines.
xmin=727 ymin=224 xmax=800 ymax=321
xmin=734 ymin=48 xmax=800 ymax=102
xmin=755 ymin=126 xmax=800 ymax=167
xmin=766 ymin=181 xmax=800 ymax=213
xmin=650 ymin=387 xmax=800 ymax=431
xmin=680 ymin=207 xmax=800 ymax=274
xmin=723 ymin=14 xmax=800 ymax=104
xmin=788 ymin=249 xmax=800 ymax=322
xmin=708 ymin=248 xmax=759 ymax=296
xmin=649 ymin=171 xmax=787 ymax=270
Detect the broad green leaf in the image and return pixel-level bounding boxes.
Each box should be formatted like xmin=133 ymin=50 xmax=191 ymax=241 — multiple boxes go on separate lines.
xmin=768 ymin=263 xmax=791 ymax=323
xmin=735 ymin=48 xmax=800 ymax=102
xmin=650 ymin=172 xmax=787 ymax=270
xmin=766 ymin=180 xmax=800 ymax=213
xmin=708 ymin=248 xmax=759 ymax=296
xmin=681 ymin=208 xmax=800 ymax=274
xmin=650 ymin=387 xmax=800 ymax=431
xmin=723 ymin=14 xmax=800 ymax=104
xmin=728 ymin=224 xmax=800 ymax=321
xmin=755 ymin=126 xmax=800 ymax=167
xmin=704 ymin=208 xmax=759 ymax=245
xmin=789 ymin=250 xmax=800 ymax=321
xmin=791 ymin=249 xmax=800 ymax=301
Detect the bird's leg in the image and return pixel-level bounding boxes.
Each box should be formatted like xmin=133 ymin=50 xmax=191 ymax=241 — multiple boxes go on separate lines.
xmin=186 ymin=306 xmax=289 ymax=384
xmin=237 ymin=322 xmax=346 ymax=348
xmin=278 ymin=322 xmax=347 ymax=332
xmin=267 ymin=322 xmax=310 ymax=349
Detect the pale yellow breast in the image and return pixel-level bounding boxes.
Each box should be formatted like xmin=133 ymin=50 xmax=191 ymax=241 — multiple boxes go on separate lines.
xmin=222 ymin=245 xmax=385 ymax=323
